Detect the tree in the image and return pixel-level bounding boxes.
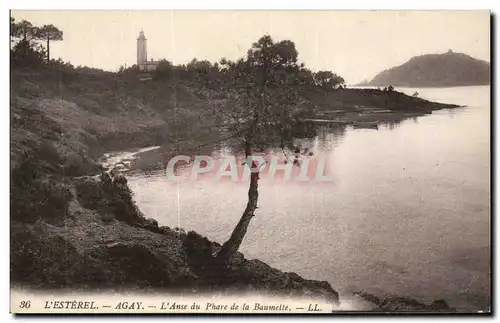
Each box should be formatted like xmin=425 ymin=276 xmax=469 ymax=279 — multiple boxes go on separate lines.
xmin=119 ymin=64 xmax=140 ymax=75
xmin=153 ymin=59 xmax=173 ymax=81
xmin=36 ymin=24 xmax=63 ymax=62
xmin=314 ymin=71 xmax=345 ymax=89
xmin=10 ymin=17 xmax=17 ymax=45
xmin=246 ymin=34 xmax=274 ymax=69
xmin=10 ymin=18 xmax=40 ymax=63
xmin=11 ymin=20 xmax=43 ymax=66
xmin=10 ymin=19 xmax=38 ymax=43
xmin=270 ymin=40 xmax=298 ymax=68
xmin=296 ymin=68 xmax=315 ymax=85
xmin=11 ymin=40 xmax=45 ymax=66
xmin=314 ymin=71 xmax=333 ymax=87
xmin=210 ymin=36 xmax=347 ymax=266
xmin=10 ymin=18 xmax=63 ymax=66
xmin=245 ymin=35 xmax=301 ymax=86
xmin=331 ymin=74 xmax=346 ymax=89
xmin=186 ymin=59 xmax=213 ymax=78
xmin=213 ymin=35 xmax=308 ymax=266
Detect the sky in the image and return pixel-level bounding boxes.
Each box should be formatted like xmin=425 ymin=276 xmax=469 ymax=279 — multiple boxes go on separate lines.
xmin=11 ymin=10 xmax=490 ymax=84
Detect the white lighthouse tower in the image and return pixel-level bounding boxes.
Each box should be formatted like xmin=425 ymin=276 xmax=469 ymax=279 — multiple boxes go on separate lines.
xmin=137 ymin=30 xmax=147 ymax=70
xmin=136 ymin=30 xmax=160 ymax=72
xmin=137 ymin=30 xmax=160 ymax=72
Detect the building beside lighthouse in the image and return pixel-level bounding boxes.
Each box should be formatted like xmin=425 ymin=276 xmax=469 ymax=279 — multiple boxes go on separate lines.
xmin=137 ymin=30 xmax=160 ymax=72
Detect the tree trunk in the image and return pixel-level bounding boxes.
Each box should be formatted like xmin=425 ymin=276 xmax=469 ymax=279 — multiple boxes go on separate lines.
xmin=46 ymin=36 xmax=50 ymax=63
xmin=22 ymin=33 xmax=28 ymax=60
xmin=215 ymin=140 xmax=259 ymax=265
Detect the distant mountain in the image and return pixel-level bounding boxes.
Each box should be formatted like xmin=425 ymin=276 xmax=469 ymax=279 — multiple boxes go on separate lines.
xmin=366 ymin=50 xmax=490 ymax=87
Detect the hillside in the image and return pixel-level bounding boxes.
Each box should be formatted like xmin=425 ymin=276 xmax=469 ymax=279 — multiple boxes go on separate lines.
xmin=10 ymin=65 xmax=215 ymax=171
xmin=367 ymin=51 xmax=490 ymax=87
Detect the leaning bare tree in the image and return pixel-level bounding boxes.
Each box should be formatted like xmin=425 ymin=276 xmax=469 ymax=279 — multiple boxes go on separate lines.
xmin=212 ymin=35 xmax=311 ymax=266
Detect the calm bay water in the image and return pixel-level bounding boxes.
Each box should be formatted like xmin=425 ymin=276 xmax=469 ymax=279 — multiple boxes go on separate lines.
xmin=124 ymin=86 xmax=490 ymax=311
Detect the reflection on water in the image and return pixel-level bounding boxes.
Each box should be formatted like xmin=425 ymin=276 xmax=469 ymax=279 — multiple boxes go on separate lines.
xmin=122 ymin=86 xmax=490 ymax=312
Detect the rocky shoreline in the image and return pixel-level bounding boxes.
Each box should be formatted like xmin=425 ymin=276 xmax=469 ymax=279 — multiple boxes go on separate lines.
xmin=11 ymin=169 xmax=458 ymax=312
xmin=11 ymin=172 xmax=341 ymax=306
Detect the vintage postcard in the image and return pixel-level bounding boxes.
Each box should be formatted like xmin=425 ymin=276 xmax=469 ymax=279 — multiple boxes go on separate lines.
xmin=10 ymin=10 xmax=491 ymax=314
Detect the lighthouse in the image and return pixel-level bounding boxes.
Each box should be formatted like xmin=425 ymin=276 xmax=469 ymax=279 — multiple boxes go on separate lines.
xmin=137 ymin=30 xmax=147 ymax=68
xmin=136 ymin=30 xmax=160 ymax=72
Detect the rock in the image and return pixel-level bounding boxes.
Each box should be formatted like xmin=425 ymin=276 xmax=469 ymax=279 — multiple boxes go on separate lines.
xmin=146 ymin=217 xmax=158 ymax=227
xmin=181 ymin=231 xmax=340 ymax=306
xmin=230 ymin=252 xmax=245 ymax=267
xmin=140 ymin=217 xmax=162 ymax=233
xmin=182 ymin=231 xmax=221 ymax=280
xmin=11 ymin=221 xmax=80 ymax=287
xmin=159 ymin=225 xmax=173 ymax=235
xmin=354 ymin=292 xmax=455 ymax=312
xmin=285 ymin=272 xmax=304 ymax=283
xmin=174 ymin=227 xmax=187 ymax=240
xmin=301 ymin=280 xmax=340 ymax=304
xmin=90 ymin=241 xmax=176 ymax=288
xmin=238 ymin=259 xmax=340 ymax=305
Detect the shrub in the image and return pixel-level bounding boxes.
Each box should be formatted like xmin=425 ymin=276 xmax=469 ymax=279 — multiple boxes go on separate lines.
xmin=75 ymin=172 xmax=144 ymax=225
xmin=11 ymin=169 xmax=72 ymax=224
xmin=63 ymin=152 xmax=84 ymax=176
xmin=63 ymin=151 xmax=100 ymax=177
xmin=37 ymin=140 xmax=63 ymax=166
xmin=10 ymin=141 xmax=72 ymax=224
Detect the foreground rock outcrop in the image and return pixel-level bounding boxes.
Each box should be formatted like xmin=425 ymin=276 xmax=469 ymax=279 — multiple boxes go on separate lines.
xmin=11 ymin=171 xmax=459 ymax=312
xmin=182 ymin=231 xmax=339 ymax=305
xmin=10 ymin=174 xmax=340 ymax=306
